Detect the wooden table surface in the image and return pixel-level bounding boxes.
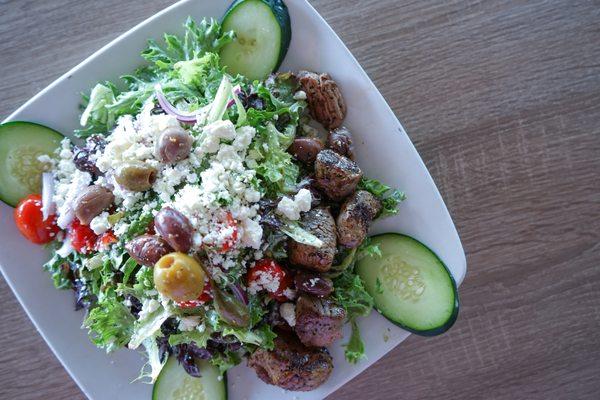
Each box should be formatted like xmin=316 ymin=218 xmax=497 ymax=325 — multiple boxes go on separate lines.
xmin=1 ymin=0 xmax=599 ymax=399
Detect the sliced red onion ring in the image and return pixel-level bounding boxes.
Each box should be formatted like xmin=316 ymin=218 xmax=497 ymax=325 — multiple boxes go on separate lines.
xmin=41 ymin=172 xmax=55 ymax=221
xmin=154 ymin=85 xmax=199 ymax=124
xmin=229 ymin=283 xmax=248 ymax=305
xmin=226 ymin=85 xmax=243 ymax=108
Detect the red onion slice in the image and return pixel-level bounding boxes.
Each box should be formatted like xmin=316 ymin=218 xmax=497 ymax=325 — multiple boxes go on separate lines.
xmin=226 ymin=85 xmax=243 ymax=108
xmin=154 ymin=85 xmax=200 ymax=124
xmin=229 ymin=283 xmax=248 ymax=305
xmin=41 ymin=172 xmax=55 ymax=221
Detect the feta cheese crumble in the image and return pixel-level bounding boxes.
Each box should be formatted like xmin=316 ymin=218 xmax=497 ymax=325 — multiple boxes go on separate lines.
xmin=279 ymin=303 xmax=296 ymax=327
xmin=276 ymin=188 xmax=312 ymax=220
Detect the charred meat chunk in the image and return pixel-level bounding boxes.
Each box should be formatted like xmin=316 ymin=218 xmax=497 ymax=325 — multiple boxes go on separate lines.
xmin=294 ymin=295 xmax=346 ymax=348
xmin=298 ymin=71 xmax=347 ymax=130
xmin=247 ymin=331 xmax=333 ymax=391
xmin=336 ymin=190 xmax=382 ymax=248
xmin=314 ymin=149 xmax=362 ymax=201
xmin=327 ymin=126 xmax=354 ymax=160
xmin=288 ymin=207 xmax=337 ymax=272
xmin=288 ymin=137 xmax=324 ymax=165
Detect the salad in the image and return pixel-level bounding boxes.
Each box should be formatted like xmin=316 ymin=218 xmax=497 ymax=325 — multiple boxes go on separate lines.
xmin=2 ymin=0 xmax=459 ymax=398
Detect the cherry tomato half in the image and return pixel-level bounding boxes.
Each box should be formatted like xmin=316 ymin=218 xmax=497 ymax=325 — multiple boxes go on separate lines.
xmin=69 ymin=219 xmax=98 ymax=253
xmin=218 ymin=212 xmax=239 ymax=253
xmin=96 ymin=230 xmax=117 ymax=251
xmin=177 ymin=280 xmax=213 ymax=308
xmin=14 ymin=194 xmax=60 ymax=244
xmin=247 ymin=259 xmax=293 ymax=302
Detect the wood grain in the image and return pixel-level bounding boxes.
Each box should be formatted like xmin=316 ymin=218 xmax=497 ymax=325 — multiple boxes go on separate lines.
xmin=1 ymin=0 xmax=599 ymax=399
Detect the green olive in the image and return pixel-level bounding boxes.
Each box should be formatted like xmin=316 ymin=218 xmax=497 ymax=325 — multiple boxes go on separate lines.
xmin=114 ymin=162 xmax=157 ymax=192
xmin=154 ymin=252 xmax=205 ymax=302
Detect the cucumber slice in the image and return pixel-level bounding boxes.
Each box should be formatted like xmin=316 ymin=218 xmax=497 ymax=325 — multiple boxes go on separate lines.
xmin=356 ymin=233 xmax=459 ymax=336
xmin=152 ymin=356 xmax=227 ymax=400
xmin=220 ymin=0 xmax=291 ymax=80
xmin=0 ymin=121 xmax=63 ymax=207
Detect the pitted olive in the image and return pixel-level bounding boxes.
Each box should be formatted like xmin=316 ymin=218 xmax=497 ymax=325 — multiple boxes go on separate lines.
xmin=288 ymin=137 xmax=324 ymax=164
xmin=73 ymin=185 xmax=114 ymax=225
xmin=154 ymin=252 xmax=205 ymax=302
xmin=154 ymin=207 xmax=194 ymax=253
xmin=295 ymin=272 xmax=333 ymax=298
xmin=114 ymin=162 xmax=157 ymax=192
xmin=125 ymin=234 xmax=173 ymax=267
xmin=155 ymin=127 xmax=193 ymax=163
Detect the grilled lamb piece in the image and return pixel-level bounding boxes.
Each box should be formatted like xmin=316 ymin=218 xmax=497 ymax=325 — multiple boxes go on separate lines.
xmin=247 ymin=331 xmax=333 ymax=391
xmin=327 ymin=126 xmax=354 ymax=160
xmin=336 ymin=190 xmax=382 ymax=248
xmin=294 ymin=295 xmax=346 ymax=347
xmin=288 ymin=207 xmax=337 ymax=272
xmin=314 ymin=149 xmax=362 ymax=201
xmin=298 ymin=71 xmax=347 ymax=130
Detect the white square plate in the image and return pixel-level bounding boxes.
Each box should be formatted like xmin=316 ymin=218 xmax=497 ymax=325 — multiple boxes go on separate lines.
xmin=1 ymin=0 xmax=466 ymax=399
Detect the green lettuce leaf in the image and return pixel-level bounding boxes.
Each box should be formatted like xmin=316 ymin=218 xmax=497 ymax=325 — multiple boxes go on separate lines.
xmin=332 ymin=269 xmax=374 ymax=363
xmin=137 ymin=336 xmax=167 ymax=383
xmin=83 ymin=296 xmax=135 ymax=352
xmin=168 ymin=329 xmax=212 ymax=348
xmin=280 ymin=218 xmax=324 ymax=248
xmin=42 ymin=253 xmax=73 ymax=290
xmin=211 ymin=350 xmax=242 ymax=374
xmin=76 ymin=17 xmax=233 ymax=137
xmin=358 ymin=177 xmax=406 ymax=217
xmin=129 ymin=305 xmax=172 ymax=350
xmin=344 ymin=319 xmax=367 ymax=364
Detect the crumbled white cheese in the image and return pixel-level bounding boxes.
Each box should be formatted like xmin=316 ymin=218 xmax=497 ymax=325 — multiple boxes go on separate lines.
xmin=280 ymin=303 xmax=296 ymax=327
xmin=90 ymin=211 xmax=110 ymax=235
xmin=55 ymin=169 xmax=92 ymax=229
xmin=277 ymin=196 xmax=300 ymax=220
xmin=56 ymin=237 xmax=73 ymax=258
xmin=294 ymin=189 xmax=312 ymax=212
xmin=138 ymin=298 xmax=160 ymax=320
xmin=248 ymin=269 xmax=281 ymax=295
xmin=293 ymin=90 xmax=307 ymax=100
xmin=168 ymin=124 xmax=262 ymax=253
xmin=240 ymin=218 xmax=263 ymax=249
xmin=308 ymin=278 xmax=320 ymax=287
xmin=178 ymin=316 xmax=202 ymax=332
xmin=276 ymin=189 xmax=312 ymax=220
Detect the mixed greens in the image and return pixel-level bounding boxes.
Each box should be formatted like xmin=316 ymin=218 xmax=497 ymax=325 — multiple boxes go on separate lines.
xmin=27 ymin=15 xmax=398 ymax=382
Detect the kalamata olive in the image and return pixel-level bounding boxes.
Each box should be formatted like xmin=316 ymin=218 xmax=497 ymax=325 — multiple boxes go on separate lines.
xmin=327 ymin=127 xmax=354 ymax=159
xmin=154 ymin=207 xmax=194 ymax=253
xmin=154 ymin=252 xmax=205 ymax=302
xmin=125 ymin=234 xmax=173 ymax=267
xmin=155 ymin=127 xmax=193 ymax=163
xmin=295 ymin=272 xmax=333 ymax=298
xmin=73 ymin=185 xmax=114 ymax=225
xmin=114 ymin=162 xmax=157 ymax=192
xmin=288 ymin=137 xmax=324 ymax=164
xmin=73 ymin=135 xmax=106 ymax=177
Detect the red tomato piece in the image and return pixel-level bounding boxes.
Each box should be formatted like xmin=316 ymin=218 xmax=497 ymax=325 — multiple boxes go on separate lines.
xmin=218 ymin=212 xmax=239 ymax=253
xmin=14 ymin=194 xmax=60 ymax=244
xmin=177 ymin=280 xmax=212 ymax=308
xmin=69 ymin=220 xmax=98 ymax=254
xmin=247 ymin=259 xmax=293 ymax=302
xmin=96 ymin=230 xmax=117 ymax=251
